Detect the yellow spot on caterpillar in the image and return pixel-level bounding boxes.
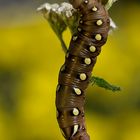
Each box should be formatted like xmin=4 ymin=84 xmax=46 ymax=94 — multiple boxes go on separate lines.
xmin=84 ymin=0 xmax=88 ymax=4
xmin=92 ymin=6 xmax=97 ymax=12
xmin=74 ymin=88 xmax=82 ymax=95
xmin=73 ymin=108 xmax=79 ymax=116
xmin=78 ymin=27 xmax=82 ymax=32
xmin=73 ymin=36 xmax=78 ymax=41
xmin=89 ymin=45 xmax=96 ymax=52
xmin=80 ymin=73 xmax=87 ymax=81
xmin=79 ymin=20 xmax=83 ymax=24
xmin=84 ymin=58 xmax=91 ymax=65
xmin=95 ymin=34 xmax=102 ymax=41
xmin=72 ymin=58 xmax=75 ymax=62
xmin=96 ymin=20 xmax=103 ymax=26
xmin=73 ymin=125 xmax=79 ymax=136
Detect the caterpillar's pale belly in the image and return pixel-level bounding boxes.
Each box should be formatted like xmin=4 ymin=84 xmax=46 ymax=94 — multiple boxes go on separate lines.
xmin=56 ymin=0 xmax=110 ymax=139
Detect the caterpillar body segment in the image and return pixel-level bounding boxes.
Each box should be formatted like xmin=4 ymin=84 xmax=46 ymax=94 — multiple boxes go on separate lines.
xmin=56 ymin=0 xmax=110 ymax=139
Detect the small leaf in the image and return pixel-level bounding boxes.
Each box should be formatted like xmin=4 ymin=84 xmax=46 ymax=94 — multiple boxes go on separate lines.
xmin=90 ymin=76 xmax=121 ymax=92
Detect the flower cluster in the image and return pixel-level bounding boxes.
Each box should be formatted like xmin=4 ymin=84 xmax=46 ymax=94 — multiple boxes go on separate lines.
xmin=37 ymin=1 xmax=117 ymax=52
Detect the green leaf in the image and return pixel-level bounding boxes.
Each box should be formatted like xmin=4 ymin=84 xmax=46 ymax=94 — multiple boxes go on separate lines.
xmin=90 ymin=76 xmax=121 ymax=92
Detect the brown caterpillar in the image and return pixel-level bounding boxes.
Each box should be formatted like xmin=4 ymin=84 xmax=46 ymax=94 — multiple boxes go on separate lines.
xmin=56 ymin=0 xmax=110 ymax=139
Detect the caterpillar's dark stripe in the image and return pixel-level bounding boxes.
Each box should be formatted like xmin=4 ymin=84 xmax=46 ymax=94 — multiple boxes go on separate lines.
xmin=56 ymin=0 xmax=110 ymax=139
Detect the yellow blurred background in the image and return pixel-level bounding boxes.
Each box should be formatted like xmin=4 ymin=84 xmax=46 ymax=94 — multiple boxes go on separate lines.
xmin=0 ymin=0 xmax=140 ymax=140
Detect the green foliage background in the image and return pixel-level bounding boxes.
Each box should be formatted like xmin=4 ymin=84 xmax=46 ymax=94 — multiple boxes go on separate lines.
xmin=0 ymin=0 xmax=140 ymax=140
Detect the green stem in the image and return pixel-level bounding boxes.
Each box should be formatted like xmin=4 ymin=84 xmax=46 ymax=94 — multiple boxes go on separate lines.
xmin=58 ymin=34 xmax=67 ymax=54
xmin=48 ymin=21 xmax=67 ymax=54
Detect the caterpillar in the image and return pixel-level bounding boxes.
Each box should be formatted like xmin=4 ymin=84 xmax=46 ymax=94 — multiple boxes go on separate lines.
xmin=56 ymin=0 xmax=110 ymax=140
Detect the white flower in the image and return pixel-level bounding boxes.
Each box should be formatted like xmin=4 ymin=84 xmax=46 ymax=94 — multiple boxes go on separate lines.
xmin=37 ymin=2 xmax=74 ymax=18
xmin=59 ymin=2 xmax=74 ymax=18
xmin=37 ymin=3 xmax=52 ymax=12
xmin=37 ymin=2 xmax=117 ymax=34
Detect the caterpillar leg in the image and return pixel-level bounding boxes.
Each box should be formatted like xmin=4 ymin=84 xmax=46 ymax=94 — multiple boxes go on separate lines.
xmin=56 ymin=105 xmax=90 ymax=139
